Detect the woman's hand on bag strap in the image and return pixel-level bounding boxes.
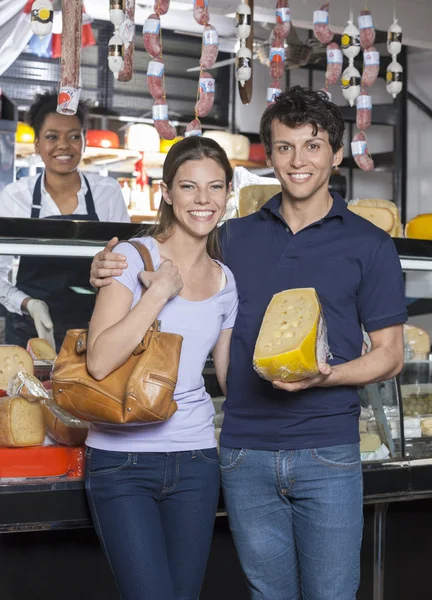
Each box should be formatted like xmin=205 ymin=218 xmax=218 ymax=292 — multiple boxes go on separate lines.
xmin=90 ymin=237 xmax=128 ymax=289
xmin=139 ymin=259 xmax=183 ymax=302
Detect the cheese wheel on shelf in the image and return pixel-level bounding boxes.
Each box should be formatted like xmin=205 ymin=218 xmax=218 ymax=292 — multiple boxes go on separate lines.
xmin=27 ymin=338 xmax=57 ymax=361
xmin=0 ymin=346 xmax=34 ymax=390
xmin=405 ymin=214 xmax=432 ymax=240
xmin=0 ymin=396 xmax=45 ymax=447
xmin=253 ymin=288 xmax=329 ymax=383
xmin=202 ymin=131 xmax=250 ymax=160
xmin=348 ymin=199 xmax=402 ymax=237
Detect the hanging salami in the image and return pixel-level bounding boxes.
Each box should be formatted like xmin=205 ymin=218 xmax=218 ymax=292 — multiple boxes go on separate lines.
xmin=57 ymin=0 xmax=82 ymax=115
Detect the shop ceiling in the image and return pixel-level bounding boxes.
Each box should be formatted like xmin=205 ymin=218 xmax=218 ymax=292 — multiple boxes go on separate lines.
xmin=86 ymin=0 xmax=432 ymax=51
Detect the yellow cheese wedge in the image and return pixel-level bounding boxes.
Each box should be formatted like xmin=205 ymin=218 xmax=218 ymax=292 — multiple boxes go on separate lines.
xmin=405 ymin=214 xmax=432 ymax=240
xmin=239 ymin=184 xmax=281 ymax=217
xmin=27 ymin=338 xmax=57 ymax=361
xmin=348 ymin=199 xmax=402 ymax=237
xmin=0 ymin=346 xmax=34 ymax=390
xmin=403 ymin=324 xmax=431 ymax=358
xmin=253 ymin=288 xmax=328 ymax=383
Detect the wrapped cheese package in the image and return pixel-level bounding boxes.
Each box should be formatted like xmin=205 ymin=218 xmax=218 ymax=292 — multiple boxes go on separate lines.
xmin=0 ymin=346 xmax=34 ymax=390
xmin=347 ymin=199 xmax=402 ymax=237
xmin=233 ymin=166 xmax=281 ymax=217
xmin=41 ymin=395 xmax=89 ymax=447
xmin=0 ymin=395 xmax=45 ymax=447
xmin=7 ymin=371 xmax=50 ymax=401
xmin=253 ymin=288 xmax=331 ymax=383
xmin=202 ymin=131 xmax=250 ymax=160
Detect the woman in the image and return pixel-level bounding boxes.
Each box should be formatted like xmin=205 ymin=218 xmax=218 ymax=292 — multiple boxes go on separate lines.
xmin=0 ymin=91 xmax=130 ymax=351
xmin=85 ymin=136 xmax=238 ymax=600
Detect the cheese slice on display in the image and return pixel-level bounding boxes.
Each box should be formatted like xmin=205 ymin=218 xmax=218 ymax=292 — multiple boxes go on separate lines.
xmin=239 ymin=184 xmax=282 ymax=217
xmin=403 ymin=324 xmax=431 ymax=358
xmin=253 ymin=288 xmax=329 ymax=383
xmin=0 ymin=396 xmax=45 ymax=447
xmin=405 ymin=214 xmax=432 ymax=240
xmin=360 ymin=432 xmax=381 ymax=453
xmin=348 ymin=199 xmax=402 ymax=237
xmin=0 ymin=346 xmax=34 ymax=390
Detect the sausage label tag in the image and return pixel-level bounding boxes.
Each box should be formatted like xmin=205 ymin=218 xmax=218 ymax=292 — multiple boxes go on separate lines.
xmin=148 ymin=60 xmax=164 ymax=77
xmin=152 ymin=104 xmax=169 ymax=121
xmin=270 ymin=47 xmax=285 ymax=63
xmin=57 ymin=87 xmax=81 ymax=116
xmin=313 ymin=10 xmax=329 ymax=25
xmin=358 ymin=14 xmax=374 ymax=30
xmin=204 ymin=29 xmax=219 ymax=45
xmin=143 ymin=18 xmax=160 ymax=34
xmin=327 ymin=48 xmax=343 ymax=64
xmin=356 ymin=94 xmax=372 ymax=110
xmin=351 ymin=140 xmax=367 ymax=156
xmin=267 ymin=87 xmax=282 ymax=103
xmin=276 ymin=8 xmax=290 ymax=23
xmin=199 ymin=77 xmax=215 ymax=94
xmin=364 ymin=51 xmax=380 ymax=66
xmin=185 ymin=129 xmax=203 ymax=138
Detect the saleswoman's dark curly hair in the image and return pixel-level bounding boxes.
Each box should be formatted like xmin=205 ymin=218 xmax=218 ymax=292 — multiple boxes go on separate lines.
xmin=260 ymin=85 xmax=345 ymax=155
xmin=27 ymin=90 xmax=89 ymax=138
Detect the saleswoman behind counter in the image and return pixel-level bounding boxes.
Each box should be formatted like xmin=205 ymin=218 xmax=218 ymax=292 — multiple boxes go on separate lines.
xmin=0 ymin=91 xmax=130 ymax=351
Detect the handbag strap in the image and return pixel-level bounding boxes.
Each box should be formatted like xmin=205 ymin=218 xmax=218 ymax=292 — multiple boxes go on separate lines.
xmin=123 ymin=239 xmax=159 ymax=354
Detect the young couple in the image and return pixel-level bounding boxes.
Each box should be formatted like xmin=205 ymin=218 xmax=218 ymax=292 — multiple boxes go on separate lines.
xmin=85 ymin=86 xmax=406 ymax=600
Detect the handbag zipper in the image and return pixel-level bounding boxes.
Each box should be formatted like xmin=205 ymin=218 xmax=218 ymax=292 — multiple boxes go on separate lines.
xmin=150 ymin=374 xmax=176 ymax=387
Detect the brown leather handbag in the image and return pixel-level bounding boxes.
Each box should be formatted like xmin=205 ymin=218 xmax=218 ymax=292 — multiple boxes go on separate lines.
xmin=51 ymin=241 xmax=183 ymax=424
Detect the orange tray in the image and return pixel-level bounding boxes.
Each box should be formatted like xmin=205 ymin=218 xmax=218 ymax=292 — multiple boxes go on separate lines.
xmin=0 ymin=445 xmax=85 ymax=479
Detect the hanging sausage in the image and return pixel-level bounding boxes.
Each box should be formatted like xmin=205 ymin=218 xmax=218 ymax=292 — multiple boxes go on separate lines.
xmin=117 ymin=0 xmax=136 ymax=83
xmin=386 ymin=16 xmax=403 ymax=99
xmin=57 ymin=0 xmax=82 ymax=115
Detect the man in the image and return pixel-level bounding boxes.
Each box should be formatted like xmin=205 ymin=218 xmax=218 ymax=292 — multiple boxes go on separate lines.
xmin=90 ymin=87 xmax=406 ymax=600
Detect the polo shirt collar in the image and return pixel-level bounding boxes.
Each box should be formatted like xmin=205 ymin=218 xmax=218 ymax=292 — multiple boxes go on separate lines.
xmin=260 ymin=191 xmax=347 ymax=224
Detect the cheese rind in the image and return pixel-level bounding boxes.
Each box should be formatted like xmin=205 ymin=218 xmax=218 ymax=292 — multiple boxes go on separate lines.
xmin=348 ymin=199 xmax=402 ymax=237
xmin=0 ymin=396 xmax=45 ymax=447
xmin=405 ymin=214 xmax=432 ymax=240
xmin=253 ymin=288 xmax=329 ymax=382
xmin=0 ymin=346 xmax=34 ymax=390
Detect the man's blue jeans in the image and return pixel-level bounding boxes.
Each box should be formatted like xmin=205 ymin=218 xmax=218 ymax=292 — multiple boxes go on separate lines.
xmin=220 ymin=444 xmax=363 ymax=600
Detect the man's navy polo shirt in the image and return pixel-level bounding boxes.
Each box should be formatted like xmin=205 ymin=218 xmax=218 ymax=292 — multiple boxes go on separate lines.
xmin=219 ymin=192 xmax=407 ymax=451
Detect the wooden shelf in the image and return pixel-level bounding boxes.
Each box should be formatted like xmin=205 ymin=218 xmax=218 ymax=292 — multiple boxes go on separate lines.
xmin=15 ymin=143 xmax=267 ymax=172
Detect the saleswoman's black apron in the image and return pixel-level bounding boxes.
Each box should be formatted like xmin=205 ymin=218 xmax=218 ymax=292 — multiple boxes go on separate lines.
xmin=5 ymin=173 xmax=99 ymax=352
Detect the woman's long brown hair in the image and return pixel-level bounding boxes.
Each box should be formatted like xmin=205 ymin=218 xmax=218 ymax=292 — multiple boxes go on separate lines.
xmin=145 ymin=136 xmax=233 ymax=261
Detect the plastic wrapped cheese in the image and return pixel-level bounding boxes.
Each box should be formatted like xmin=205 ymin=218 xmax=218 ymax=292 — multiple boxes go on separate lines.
xmin=41 ymin=395 xmax=89 ymax=446
xmin=0 ymin=396 xmax=45 ymax=447
xmin=26 ymin=338 xmax=56 ymax=361
xmin=0 ymin=346 xmax=34 ymax=390
xmin=124 ymin=123 xmax=160 ymax=152
xmin=405 ymin=214 xmax=432 ymax=240
xmin=7 ymin=371 xmax=50 ymax=401
xmin=253 ymin=288 xmax=330 ymax=383
xmin=202 ymin=131 xmax=250 ymax=160
xmin=403 ymin=324 xmax=431 ymax=359
xmin=421 ymin=418 xmax=432 ymax=437
xmin=348 ymin=199 xmax=402 ymax=237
